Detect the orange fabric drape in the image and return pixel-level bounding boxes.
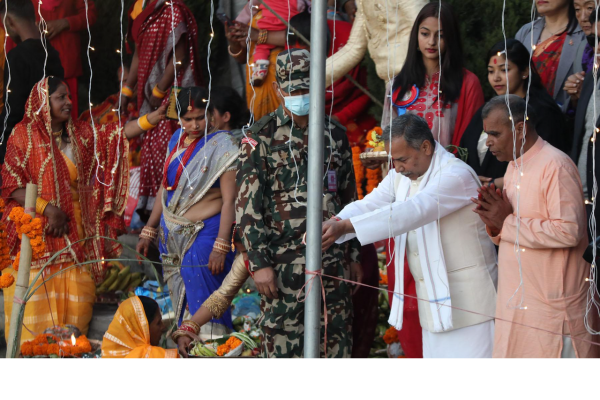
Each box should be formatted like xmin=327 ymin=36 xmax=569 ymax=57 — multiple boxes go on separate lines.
xmin=245 ymin=11 xmax=282 ymax=120
xmin=102 ymin=296 xmax=178 ymax=358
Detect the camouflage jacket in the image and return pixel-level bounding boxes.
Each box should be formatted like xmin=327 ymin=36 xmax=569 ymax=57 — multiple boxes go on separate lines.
xmin=236 ymin=106 xmax=361 ymax=272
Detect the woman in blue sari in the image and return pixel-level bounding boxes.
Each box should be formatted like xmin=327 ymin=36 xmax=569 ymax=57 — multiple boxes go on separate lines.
xmin=137 ymin=86 xmax=247 ymax=337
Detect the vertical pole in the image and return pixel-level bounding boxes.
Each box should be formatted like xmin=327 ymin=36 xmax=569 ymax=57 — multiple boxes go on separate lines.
xmin=304 ymin=0 xmax=327 ymax=358
xmin=6 ymin=183 xmax=37 ymax=358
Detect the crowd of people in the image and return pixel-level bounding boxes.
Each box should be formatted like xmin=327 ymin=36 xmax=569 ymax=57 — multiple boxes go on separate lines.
xmin=0 ymin=0 xmax=599 ymax=358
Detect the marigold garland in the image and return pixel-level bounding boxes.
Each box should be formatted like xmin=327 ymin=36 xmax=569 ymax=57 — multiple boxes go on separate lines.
xmin=8 ymin=207 xmax=46 ymax=274
xmin=20 ymin=334 xmax=92 ymax=357
xmin=383 ymin=326 xmax=400 ymax=345
xmin=352 ymin=146 xmax=366 ymax=199
xmin=363 ymin=128 xmax=384 ymax=194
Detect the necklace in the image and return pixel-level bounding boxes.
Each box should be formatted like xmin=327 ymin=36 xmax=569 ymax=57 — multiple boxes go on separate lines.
xmin=52 ymin=129 xmax=63 ymax=137
xmin=543 ymin=21 xmax=568 ymax=37
xmin=184 ymin=134 xmax=203 ymax=146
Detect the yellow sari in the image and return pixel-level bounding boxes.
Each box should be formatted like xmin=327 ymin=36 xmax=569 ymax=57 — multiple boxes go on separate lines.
xmin=102 ymin=296 xmax=178 ymax=358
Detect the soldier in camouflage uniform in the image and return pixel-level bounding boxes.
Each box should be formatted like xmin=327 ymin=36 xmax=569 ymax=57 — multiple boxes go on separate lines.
xmin=235 ymin=49 xmax=362 ymax=358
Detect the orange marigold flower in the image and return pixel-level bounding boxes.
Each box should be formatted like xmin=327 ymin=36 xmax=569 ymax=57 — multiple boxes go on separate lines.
xmin=12 ymin=252 xmax=20 ymax=271
xmin=47 ymin=343 xmax=60 ymax=355
xmin=383 ymin=326 xmax=400 ymax=345
xmin=60 ymin=345 xmax=72 ymax=356
xmin=379 ymin=273 xmax=388 ymax=285
xmin=0 ymin=272 xmax=15 ymax=289
xmin=75 ymin=335 xmax=92 ymax=353
xmin=20 ymin=341 xmax=34 ymax=356
xmin=33 ymin=344 xmax=47 ymax=356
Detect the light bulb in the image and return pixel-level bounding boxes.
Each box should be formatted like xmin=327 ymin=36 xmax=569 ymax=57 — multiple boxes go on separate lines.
xmin=89 ymin=46 xmax=95 ymax=51
xmin=116 ymin=49 xmax=121 ymax=53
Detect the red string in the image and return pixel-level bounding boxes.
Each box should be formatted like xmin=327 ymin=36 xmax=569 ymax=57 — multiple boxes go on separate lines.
xmin=296 ymin=269 xmax=329 ymax=357
xmin=321 ymin=272 xmax=600 ymax=348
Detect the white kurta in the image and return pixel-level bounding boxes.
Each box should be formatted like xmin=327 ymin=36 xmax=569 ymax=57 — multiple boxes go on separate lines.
xmin=406 ymin=175 xmax=494 ymax=358
xmin=337 ymin=144 xmax=497 ymax=357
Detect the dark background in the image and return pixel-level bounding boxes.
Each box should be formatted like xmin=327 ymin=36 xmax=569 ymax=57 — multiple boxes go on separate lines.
xmin=81 ymin=0 xmax=535 ymax=122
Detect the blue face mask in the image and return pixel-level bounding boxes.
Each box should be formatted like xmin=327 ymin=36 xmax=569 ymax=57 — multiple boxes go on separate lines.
xmin=282 ymin=92 xmax=310 ymax=116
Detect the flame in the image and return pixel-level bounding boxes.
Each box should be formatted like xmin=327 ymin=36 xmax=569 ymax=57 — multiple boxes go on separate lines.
xmin=71 ymin=334 xmax=76 ymax=346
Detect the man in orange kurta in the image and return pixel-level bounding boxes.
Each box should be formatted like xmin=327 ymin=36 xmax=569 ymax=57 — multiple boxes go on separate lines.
xmin=473 ymin=95 xmax=598 ymax=358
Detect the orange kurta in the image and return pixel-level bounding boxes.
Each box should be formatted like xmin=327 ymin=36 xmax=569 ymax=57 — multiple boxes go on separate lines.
xmin=490 ymin=138 xmax=598 ymax=358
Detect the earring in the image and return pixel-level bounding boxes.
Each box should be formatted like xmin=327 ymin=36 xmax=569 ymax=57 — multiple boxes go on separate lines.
xmin=523 ymin=76 xmax=527 ymax=79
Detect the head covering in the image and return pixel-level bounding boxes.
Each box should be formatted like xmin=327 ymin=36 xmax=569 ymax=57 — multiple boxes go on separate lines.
xmin=276 ymin=48 xmax=310 ymax=93
xmin=102 ymin=296 xmax=178 ymax=358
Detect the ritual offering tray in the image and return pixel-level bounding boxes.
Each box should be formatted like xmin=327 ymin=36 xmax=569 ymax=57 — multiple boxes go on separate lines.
xmin=188 ymin=332 xmax=258 ymax=358
xmin=20 ymin=325 xmax=101 ymax=358
xmin=359 ymin=150 xmax=388 ymax=162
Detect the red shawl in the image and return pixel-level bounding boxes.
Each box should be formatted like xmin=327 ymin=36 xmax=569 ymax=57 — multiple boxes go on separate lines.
xmin=533 ymin=32 xmax=567 ymax=97
xmin=1 ymin=78 xmax=129 ymax=283
xmin=452 ymin=69 xmax=484 ymax=147
xmin=129 ymin=0 xmax=200 ymax=113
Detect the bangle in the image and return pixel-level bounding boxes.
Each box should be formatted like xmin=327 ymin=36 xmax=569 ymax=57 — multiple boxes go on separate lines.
xmin=215 ymin=238 xmax=229 ymax=244
xmin=36 ymin=197 xmax=49 ymax=216
xmin=137 ymin=114 xmax=157 ymax=131
xmin=228 ymin=45 xmax=243 ymax=57
xmin=181 ymin=319 xmax=200 ymax=333
xmin=121 ymin=86 xmax=134 ymax=98
xmin=140 ymin=226 xmax=158 ymax=240
xmin=213 ymin=241 xmax=231 ymax=254
xmin=330 ymin=215 xmax=341 ymax=222
xmin=213 ymin=241 xmax=231 ymax=250
xmin=257 ymin=29 xmax=268 ymax=45
xmin=152 ymin=85 xmax=167 ymax=99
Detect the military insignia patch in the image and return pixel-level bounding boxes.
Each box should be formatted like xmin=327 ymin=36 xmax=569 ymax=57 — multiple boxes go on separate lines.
xmin=241 ymin=137 xmax=258 ymax=147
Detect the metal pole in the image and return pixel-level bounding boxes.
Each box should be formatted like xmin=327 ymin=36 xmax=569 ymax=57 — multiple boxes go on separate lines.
xmin=7 ymin=183 xmax=37 ymax=358
xmin=304 ymin=0 xmax=327 ymax=358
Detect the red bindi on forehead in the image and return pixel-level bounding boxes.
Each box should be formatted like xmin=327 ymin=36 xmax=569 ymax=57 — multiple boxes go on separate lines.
xmin=493 ymin=58 xmax=497 ymax=64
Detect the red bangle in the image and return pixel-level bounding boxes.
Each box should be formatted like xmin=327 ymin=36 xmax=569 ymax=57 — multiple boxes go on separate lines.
xmin=330 ymin=216 xmax=341 ymax=222
xmin=178 ymin=325 xmax=196 ymax=334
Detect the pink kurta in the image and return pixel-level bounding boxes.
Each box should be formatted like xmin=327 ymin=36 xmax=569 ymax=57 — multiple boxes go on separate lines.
xmin=490 ymin=138 xmax=598 ymax=358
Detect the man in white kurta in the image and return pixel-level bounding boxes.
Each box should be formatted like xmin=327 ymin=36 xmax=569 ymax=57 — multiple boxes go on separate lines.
xmin=322 ymin=114 xmax=498 ymax=357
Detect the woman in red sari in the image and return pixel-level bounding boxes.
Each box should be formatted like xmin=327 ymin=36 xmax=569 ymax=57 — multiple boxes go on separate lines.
xmin=120 ymin=0 xmax=201 ymax=219
xmin=1 ymin=77 xmax=165 ymax=343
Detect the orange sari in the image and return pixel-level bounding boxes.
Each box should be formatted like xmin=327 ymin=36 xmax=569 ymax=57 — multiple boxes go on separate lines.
xmin=102 ymin=296 xmax=178 ymax=358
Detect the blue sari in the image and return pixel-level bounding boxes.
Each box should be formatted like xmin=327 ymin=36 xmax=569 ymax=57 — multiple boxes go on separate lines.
xmin=158 ymin=129 xmax=239 ymax=331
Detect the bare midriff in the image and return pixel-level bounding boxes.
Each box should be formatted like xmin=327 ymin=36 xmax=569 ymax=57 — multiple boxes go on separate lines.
xmin=181 ymin=187 xmax=223 ymax=222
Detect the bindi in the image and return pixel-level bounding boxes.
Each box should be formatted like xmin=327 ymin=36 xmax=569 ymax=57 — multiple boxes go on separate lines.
xmin=493 ymin=58 xmax=497 ymax=64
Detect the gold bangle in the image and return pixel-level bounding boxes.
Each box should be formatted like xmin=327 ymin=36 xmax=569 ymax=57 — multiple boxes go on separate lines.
xmin=121 ymin=86 xmax=134 ymax=98
xmin=137 ymin=114 xmax=157 ymax=131
xmin=258 ymin=29 xmax=268 ymax=45
xmin=228 ymin=45 xmax=243 ymax=57
xmin=36 ymin=197 xmax=49 ymax=215
xmin=152 ymin=85 xmax=167 ymax=99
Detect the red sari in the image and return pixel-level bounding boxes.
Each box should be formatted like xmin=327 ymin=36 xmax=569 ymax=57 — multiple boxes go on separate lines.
xmin=128 ymin=0 xmax=200 ymax=213
xmin=533 ymin=32 xmax=567 ymax=97
xmin=1 ymin=78 xmax=129 ymax=283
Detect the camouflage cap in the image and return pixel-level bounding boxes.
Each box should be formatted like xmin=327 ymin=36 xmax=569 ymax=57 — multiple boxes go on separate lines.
xmin=276 ymin=49 xmax=310 ymax=93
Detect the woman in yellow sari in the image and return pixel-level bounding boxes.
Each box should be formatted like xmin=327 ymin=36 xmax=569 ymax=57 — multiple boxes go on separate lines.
xmin=102 ymin=296 xmax=178 ymax=358
xmin=1 ymin=77 xmax=165 ymax=344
